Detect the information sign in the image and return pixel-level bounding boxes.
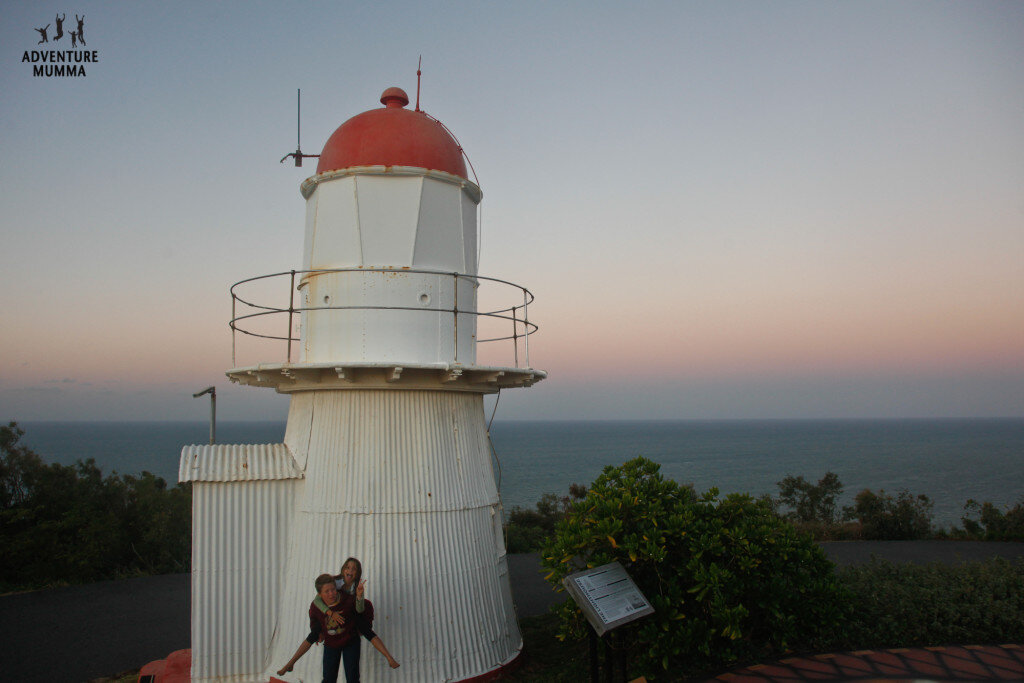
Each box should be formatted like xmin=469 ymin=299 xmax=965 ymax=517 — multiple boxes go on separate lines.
xmin=562 ymin=562 xmax=654 ymax=636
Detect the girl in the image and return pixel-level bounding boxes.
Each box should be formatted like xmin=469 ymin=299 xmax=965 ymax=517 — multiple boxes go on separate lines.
xmin=334 ymin=557 xmax=400 ymax=672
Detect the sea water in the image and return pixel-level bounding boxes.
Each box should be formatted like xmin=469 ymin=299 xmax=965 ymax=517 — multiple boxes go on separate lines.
xmin=16 ymin=418 xmax=1024 ymax=530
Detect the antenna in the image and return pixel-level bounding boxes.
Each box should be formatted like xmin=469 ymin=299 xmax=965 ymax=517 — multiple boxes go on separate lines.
xmin=416 ymin=56 xmax=422 ymax=112
xmin=280 ymin=88 xmax=320 ymax=167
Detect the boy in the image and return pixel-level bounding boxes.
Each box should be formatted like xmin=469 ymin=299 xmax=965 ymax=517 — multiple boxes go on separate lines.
xmin=278 ymin=574 xmax=360 ymax=682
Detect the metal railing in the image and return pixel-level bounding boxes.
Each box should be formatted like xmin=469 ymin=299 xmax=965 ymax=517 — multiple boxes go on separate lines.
xmin=229 ymin=267 xmax=538 ymax=368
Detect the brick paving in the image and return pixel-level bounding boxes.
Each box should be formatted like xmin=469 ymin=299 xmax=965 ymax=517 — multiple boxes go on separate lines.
xmin=707 ymin=644 xmax=1024 ymax=681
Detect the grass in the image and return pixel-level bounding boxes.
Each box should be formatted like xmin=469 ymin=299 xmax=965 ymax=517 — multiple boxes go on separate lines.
xmin=87 ymin=672 xmax=139 ymax=682
xmin=502 ymin=613 xmax=590 ymax=682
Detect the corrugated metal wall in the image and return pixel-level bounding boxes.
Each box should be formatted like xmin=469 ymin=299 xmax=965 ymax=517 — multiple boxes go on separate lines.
xmin=190 ymin=479 xmax=300 ymax=681
xmin=185 ymin=389 xmax=521 ymax=681
xmin=264 ymin=389 xmax=521 ymax=682
xmin=300 ymin=389 xmax=498 ymax=513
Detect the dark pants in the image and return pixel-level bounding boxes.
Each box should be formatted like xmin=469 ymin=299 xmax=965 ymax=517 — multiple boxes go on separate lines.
xmin=322 ymin=638 xmax=360 ymax=683
xmin=342 ymin=637 xmax=362 ymax=682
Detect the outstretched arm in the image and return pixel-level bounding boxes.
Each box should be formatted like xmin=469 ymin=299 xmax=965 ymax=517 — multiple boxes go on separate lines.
xmin=277 ymin=640 xmax=312 ymax=676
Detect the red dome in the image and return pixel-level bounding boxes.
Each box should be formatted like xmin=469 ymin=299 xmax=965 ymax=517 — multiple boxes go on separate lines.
xmin=316 ymin=87 xmax=468 ymax=179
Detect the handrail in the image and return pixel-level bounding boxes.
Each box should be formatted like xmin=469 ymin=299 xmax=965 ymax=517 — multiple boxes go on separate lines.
xmin=229 ymin=267 xmax=538 ymax=368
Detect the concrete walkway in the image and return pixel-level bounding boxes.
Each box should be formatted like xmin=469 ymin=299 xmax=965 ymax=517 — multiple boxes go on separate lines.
xmin=0 ymin=542 xmax=1021 ymax=682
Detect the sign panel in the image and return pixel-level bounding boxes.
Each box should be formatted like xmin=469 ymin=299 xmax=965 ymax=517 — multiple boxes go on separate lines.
xmin=562 ymin=562 xmax=654 ymax=636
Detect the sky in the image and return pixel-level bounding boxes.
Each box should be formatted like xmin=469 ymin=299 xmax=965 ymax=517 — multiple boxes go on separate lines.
xmin=1 ymin=1 xmax=1022 ymax=422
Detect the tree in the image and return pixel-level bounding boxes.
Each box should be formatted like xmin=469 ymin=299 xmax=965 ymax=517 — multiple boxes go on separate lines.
xmin=505 ymin=486 xmax=588 ymax=553
xmin=0 ymin=422 xmax=41 ymax=508
xmin=542 ymin=457 xmax=849 ymax=677
xmin=844 ymin=489 xmax=933 ymax=540
xmin=1 ymin=421 xmax=192 ymax=590
xmin=776 ymin=472 xmax=844 ymax=525
xmin=960 ymin=499 xmax=1024 ymax=541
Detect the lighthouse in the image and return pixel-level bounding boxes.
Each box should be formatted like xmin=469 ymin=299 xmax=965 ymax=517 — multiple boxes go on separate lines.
xmin=174 ymin=86 xmax=545 ymax=683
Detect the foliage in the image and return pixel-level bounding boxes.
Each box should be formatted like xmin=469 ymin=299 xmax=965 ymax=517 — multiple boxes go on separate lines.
xmin=776 ymin=472 xmax=844 ymax=525
xmin=0 ymin=421 xmax=192 ymax=591
xmin=843 ymin=488 xmax=933 ymax=540
xmin=959 ymin=498 xmax=1024 ymax=541
xmin=508 ymin=560 xmax=1024 ymax=682
xmin=505 ymin=484 xmax=587 ymax=553
xmin=541 ymin=457 xmax=849 ymax=678
xmin=835 ymin=558 xmax=1024 ymax=648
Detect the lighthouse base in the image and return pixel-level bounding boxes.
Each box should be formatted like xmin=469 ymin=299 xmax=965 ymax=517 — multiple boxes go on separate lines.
xmin=138 ymin=647 xmax=523 ymax=683
xmin=182 ymin=388 xmax=522 ymax=682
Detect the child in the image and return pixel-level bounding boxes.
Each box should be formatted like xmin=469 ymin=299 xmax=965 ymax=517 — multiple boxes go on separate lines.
xmin=332 ymin=557 xmax=400 ymax=671
xmin=278 ymin=574 xmax=359 ymax=682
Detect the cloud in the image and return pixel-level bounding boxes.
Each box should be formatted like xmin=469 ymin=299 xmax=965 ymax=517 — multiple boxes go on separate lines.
xmin=17 ymin=385 xmax=63 ymax=395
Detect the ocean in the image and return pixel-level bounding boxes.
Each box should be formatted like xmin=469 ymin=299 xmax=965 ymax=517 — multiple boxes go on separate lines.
xmin=15 ymin=419 xmax=1024 ymax=530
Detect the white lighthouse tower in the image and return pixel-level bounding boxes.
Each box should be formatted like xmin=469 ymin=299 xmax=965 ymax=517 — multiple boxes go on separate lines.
xmin=175 ymin=86 xmax=544 ymax=683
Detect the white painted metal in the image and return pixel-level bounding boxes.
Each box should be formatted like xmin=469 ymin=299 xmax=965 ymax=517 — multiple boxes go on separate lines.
xmin=299 ymin=270 xmax=477 ymax=365
xmin=189 ymin=478 xmax=300 ymax=681
xmin=181 ymin=390 xmax=523 ymax=682
xmin=299 ymin=168 xmax=480 ymax=366
xmin=260 ymin=389 xmax=519 ymax=683
xmin=179 ymin=444 xmax=302 ymax=483
xmin=181 ymin=445 xmax=303 ymax=681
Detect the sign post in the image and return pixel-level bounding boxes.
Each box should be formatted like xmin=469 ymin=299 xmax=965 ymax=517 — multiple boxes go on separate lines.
xmin=562 ymin=562 xmax=654 ymax=681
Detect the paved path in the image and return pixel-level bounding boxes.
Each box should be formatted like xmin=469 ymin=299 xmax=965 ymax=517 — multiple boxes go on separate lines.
xmin=1 ymin=542 xmax=1021 ymax=682
xmin=0 ymin=573 xmax=189 ymax=682
xmin=707 ymin=644 xmax=1024 ymax=681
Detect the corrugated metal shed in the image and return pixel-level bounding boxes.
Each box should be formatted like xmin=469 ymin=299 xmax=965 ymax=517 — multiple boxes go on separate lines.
xmin=190 ymin=478 xmax=300 ymax=681
xmin=178 ymin=443 xmax=303 ymax=483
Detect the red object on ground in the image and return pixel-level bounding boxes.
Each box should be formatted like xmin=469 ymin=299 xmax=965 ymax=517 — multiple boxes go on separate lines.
xmin=316 ymin=87 xmax=468 ymax=179
xmin=137 ymin=658 xmax=164 ymax=681
xmin=137 ymin=649 xmax=190 ymax=682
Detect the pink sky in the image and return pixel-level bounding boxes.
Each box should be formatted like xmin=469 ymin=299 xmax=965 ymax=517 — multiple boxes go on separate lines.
xmin=2 ymin=1 xmax=1022 ymax=421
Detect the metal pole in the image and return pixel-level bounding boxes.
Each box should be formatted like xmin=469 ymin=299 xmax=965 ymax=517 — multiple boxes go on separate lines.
xmin=620 ymin=636 xmax=628 ymax=682
xmin=287 ymin=270 xmax=296 ymax=363
xmin=452 ymin=273 xmax=459 ymax=363
xmin=192 ymin=387 xmax=216 ymax=445
xmin=512 ymin=306 xmax=519 ymax=368
xmin=603 ymin=636 xmax=613 ymax=683
xmin=231 ymin=296 xmax=236 ymax=367
xmin=522 ymin=289 xmax=530 ymax=368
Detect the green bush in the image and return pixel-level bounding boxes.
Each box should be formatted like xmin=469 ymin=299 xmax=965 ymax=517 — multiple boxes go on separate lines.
xmin=836 ymin=558 xmax=1024 ymax=648
xmin=0 ymin=421 xmax=192 ymax=591
xmin=844 ymin=488 xmax=933 ymax=540
xmin=960 ymin=499 xmax=1024 ymax=541
xmin=541 ymin=457 xmax=849 ymax=678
